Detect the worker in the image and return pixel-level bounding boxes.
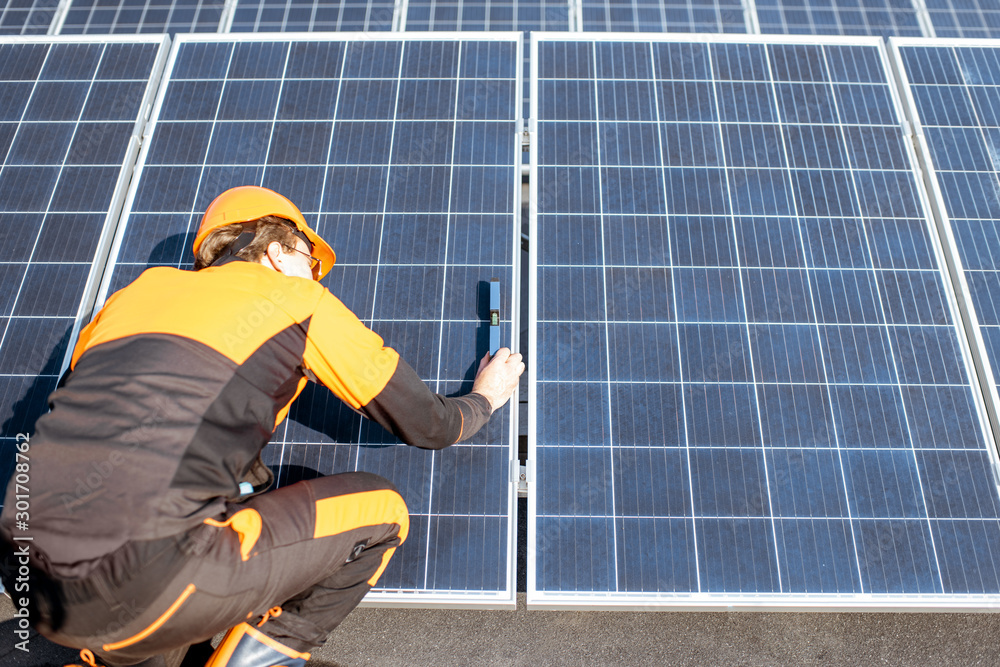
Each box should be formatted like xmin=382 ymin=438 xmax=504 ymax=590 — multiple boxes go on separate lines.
xmin=0 ymin=186 xmax=524 ymax=667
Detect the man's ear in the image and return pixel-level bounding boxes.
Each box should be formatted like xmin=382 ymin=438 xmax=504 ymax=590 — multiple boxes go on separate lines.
xmin=265 ymin=240 xmax=284 ymax=265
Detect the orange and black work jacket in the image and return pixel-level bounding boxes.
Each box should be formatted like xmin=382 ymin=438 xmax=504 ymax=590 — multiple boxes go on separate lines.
xmin=1 ymin=261 xmax=491 ymax=577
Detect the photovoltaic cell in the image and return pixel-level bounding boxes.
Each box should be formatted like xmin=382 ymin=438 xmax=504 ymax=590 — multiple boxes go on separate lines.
xmin=925 ymin=0 xmax=1000 ymax=38
xmin=579 ymin=0 xmax=749 ymax=33
xmin=0 ymin=36 xmax=166 ymax=493
xmin=59 ymin=0 xmax=224 ymax=34
xmin=0 ymin=0 xmax=57 ymax=34
xmin=98 ymin=34 xmax=521 ymax=606
xmin=755 ymin=0 xmax=926 ymax=37
xmin=228 ymin=0 xmax=395 ymax=32
xmin=529 ymin=34 xmax=1000 ymax=608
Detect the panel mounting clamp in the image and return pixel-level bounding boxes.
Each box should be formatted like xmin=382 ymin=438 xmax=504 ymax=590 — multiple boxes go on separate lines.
xmin=511 ymin=460 xmax=529 ymax=498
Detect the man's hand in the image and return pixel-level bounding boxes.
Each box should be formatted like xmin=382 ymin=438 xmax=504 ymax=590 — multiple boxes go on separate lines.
xmin=472 ymin=348 xmax=525 ymax=413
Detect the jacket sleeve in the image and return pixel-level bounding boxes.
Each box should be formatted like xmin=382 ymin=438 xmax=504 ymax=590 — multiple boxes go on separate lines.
xmin=362 ymin=358 xmax=492 ymax=449
xmin=302 ymin=290 xmax=492 ymax=448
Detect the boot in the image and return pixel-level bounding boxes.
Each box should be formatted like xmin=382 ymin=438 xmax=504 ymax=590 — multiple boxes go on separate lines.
xmin=205 ymin=608 xmax=310 ymax=667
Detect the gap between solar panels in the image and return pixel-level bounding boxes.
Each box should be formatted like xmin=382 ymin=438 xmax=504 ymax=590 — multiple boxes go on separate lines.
xmin=528 ymin=32 xmax=1000 ymax=610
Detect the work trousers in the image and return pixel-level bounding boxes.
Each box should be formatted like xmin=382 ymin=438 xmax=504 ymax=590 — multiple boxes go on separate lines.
xmin=29 ymin=472 xmax=409 ymax=666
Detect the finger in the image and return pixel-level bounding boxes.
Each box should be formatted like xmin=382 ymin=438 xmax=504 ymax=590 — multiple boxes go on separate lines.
xmin=492 ymin=347 xmax=511 ymax=362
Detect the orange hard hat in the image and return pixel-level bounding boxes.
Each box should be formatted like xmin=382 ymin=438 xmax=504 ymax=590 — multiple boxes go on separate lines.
xmin=193 ymin=186 xmax=336 ymax=280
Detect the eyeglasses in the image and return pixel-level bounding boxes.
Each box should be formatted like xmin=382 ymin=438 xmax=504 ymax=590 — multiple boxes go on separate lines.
xmin=284 ymin=244 xmax=322 ymax=279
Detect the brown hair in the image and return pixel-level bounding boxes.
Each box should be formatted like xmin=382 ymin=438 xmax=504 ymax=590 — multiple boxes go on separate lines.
xmin=194 ymin=215 xmax=302 ymax=270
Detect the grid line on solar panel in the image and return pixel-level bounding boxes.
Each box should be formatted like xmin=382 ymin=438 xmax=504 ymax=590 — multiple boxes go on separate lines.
xmin=96 ymin=33 xmax=521 ymax=606
xmin=0 ymin=0 xmax=58 ymax=34
xmin=55 ymin=0 xmax=225 ymax=34
xmin=0 ymin=35 xmax=167 ymax=497
xmin=227 ymin=0 xmax=396 ymax=32
xmin=579 ymin=0 xmax=749 ymax=33
xmin=529 ymin=33 xmax=1000 ymax=608
xmin=754 ymin=0 xmax=930 ymax=37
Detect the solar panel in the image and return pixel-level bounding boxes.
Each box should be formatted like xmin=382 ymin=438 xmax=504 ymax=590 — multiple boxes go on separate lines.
xmin=755 ymin=0 xmax=928 ymax=37
xmin=227 ymin=0 xmax=396 ymax=32
xmin=579 ymin=0 xmax=750 ymax=32
xmin=403 ymin=0 xmax=569 ymax=31
xmin=893 ymin=37 xmax=1000 ymax=498
xmin=57 ymin=0 xmax=225 ymax=34
xmin=0 ymin=0 xmax=57 ymax=33
xmin=0 ymin=36 xmax=168 ymax=490
xmin=529 ymin=33 xmax=1000 ymax=609
xmin=924 ymin=0 xmax=1000 ymax=38
xmin=96 ymin=33 xmax=522 ymax=606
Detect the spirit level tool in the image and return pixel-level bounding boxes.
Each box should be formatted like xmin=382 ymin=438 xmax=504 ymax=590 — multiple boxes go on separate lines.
xmin=489 ymin=278 xmax=500 ymax=356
